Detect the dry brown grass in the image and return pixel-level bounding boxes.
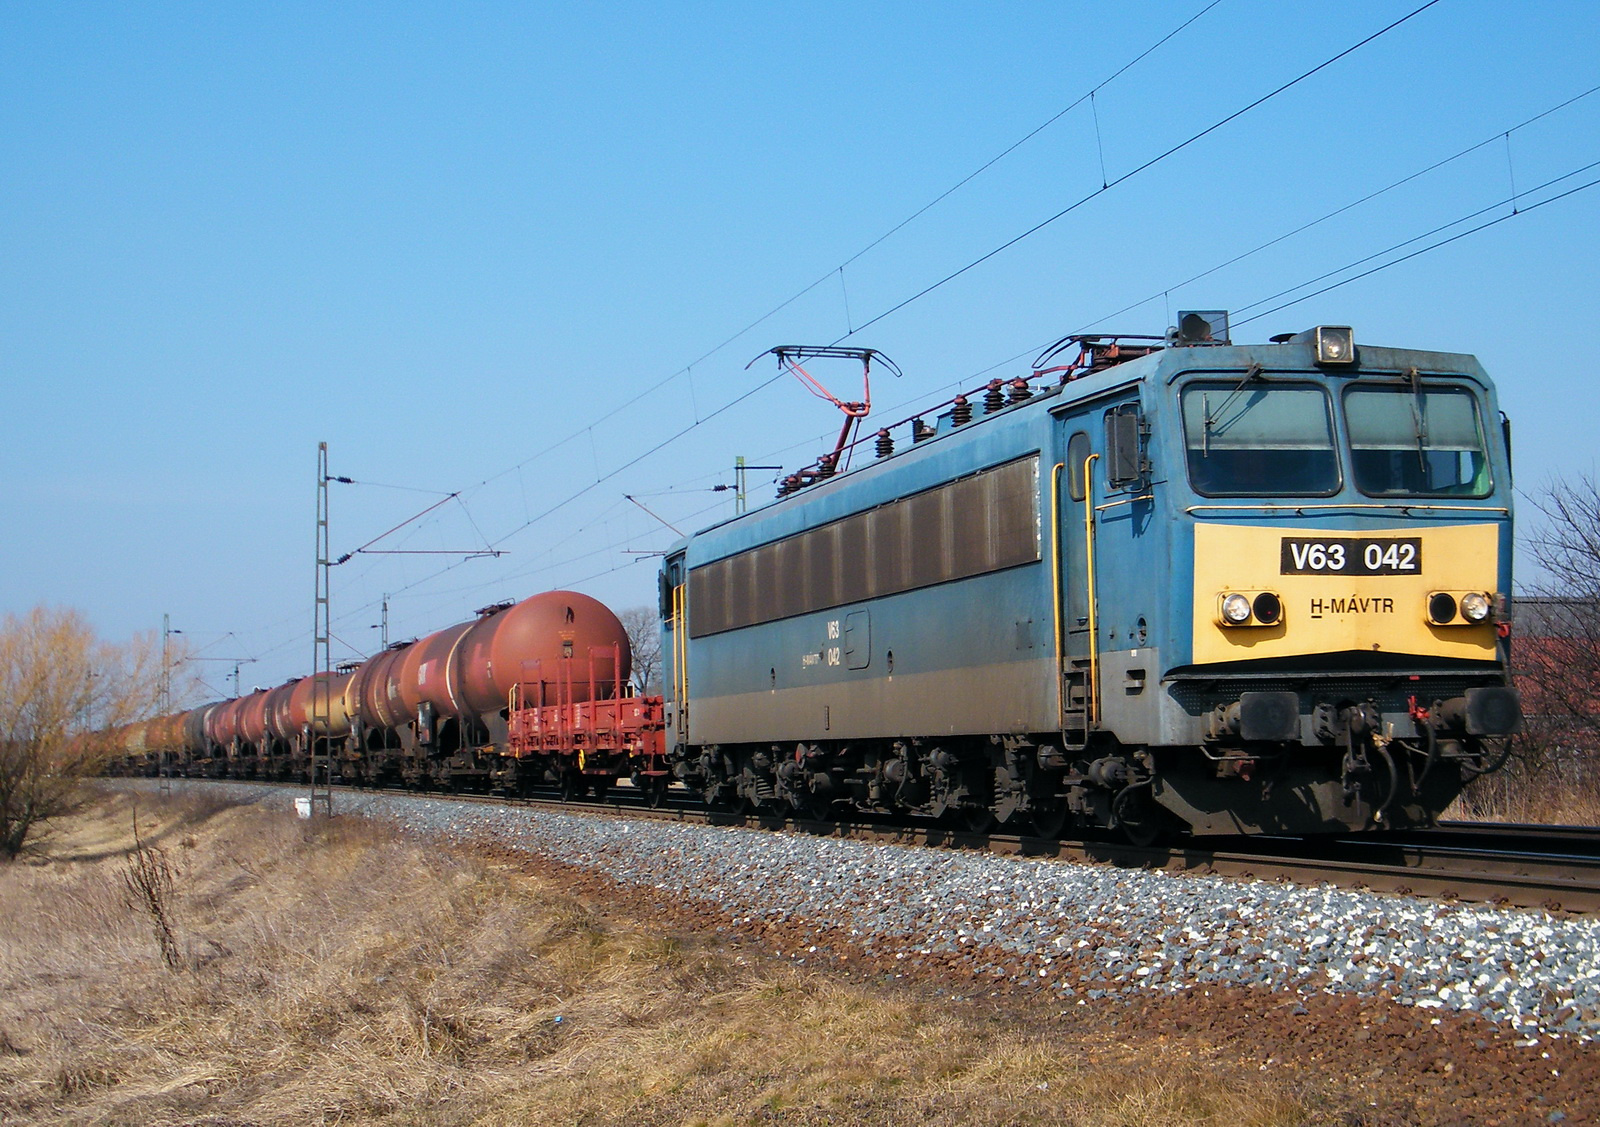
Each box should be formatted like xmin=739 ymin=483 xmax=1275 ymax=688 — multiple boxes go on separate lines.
xmin=1448 ymin=764 xmax=1600 ymax=825
xmin=0 ymin=791 xmax=1311 ymax=1126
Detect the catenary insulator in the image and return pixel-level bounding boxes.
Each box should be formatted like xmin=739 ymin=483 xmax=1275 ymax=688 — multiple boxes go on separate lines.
xmin=951 ymin=396 xmax=972 ymax=426
xmin=1008 ymin=378 xmax=1032 ymax=404
xmin=875 ymin=429 xmax=894 ymax=459
xmin=983 ymin=379 xmax=1005 ymax=414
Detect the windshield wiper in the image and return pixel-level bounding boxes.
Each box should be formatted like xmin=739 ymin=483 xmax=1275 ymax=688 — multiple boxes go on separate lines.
xmin=1202 ymin=364 xmax=1264 ymax=456
xmin=1406 ymin=366 xmax=1429 ymax=478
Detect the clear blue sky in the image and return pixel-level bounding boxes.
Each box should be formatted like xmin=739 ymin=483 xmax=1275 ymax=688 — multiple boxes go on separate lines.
xmin=3 ymin=1 xmax=1597 ymax=700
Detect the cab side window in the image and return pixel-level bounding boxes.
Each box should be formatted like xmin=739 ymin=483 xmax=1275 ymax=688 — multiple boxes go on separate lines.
xmin=1067 ymin=432 xmax=1090 ymax=501
xmin=1104 ymin=403 xmax=1146 ymax=489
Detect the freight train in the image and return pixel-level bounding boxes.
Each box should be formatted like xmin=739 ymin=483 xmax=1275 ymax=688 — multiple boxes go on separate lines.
xmin=111 ymin=314 xmax=1521 ymax=839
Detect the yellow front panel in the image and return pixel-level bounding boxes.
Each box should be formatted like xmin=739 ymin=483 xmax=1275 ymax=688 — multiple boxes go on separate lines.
xmin=1191 ymin=523 xmax=1499 ymax=664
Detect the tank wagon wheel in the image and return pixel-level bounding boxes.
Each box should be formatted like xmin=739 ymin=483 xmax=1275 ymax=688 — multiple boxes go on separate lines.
xmin=643 ymin=776 xmax=669 ymax=808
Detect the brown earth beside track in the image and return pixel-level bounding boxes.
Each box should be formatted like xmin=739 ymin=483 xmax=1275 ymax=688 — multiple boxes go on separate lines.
xmin=1 ymin=791 xmax=1593 ymax=1125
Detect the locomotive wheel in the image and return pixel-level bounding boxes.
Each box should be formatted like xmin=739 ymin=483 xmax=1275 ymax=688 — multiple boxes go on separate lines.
xmin=1120 ymin=816 xmax=1162 ymax=848
xmin=799 ymin=786 xmax=835 ymax=822
xmin=1112 ymin=784 xmax=1165 ymax=847
xmin=1030 ymin=798 xmax=1070 ymax=839
xmin=962 ymin=806 xmax=996 ymax=834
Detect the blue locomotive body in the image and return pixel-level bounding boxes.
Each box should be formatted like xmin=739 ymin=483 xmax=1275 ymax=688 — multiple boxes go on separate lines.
xmin=660 ymin=324 xmax=1519 ymax=836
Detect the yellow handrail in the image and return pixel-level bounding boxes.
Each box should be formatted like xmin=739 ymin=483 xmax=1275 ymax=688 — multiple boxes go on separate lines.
xmin=672 ymin=583 xmax=688 ymax=740
xmin=1083 ymin=452 xmax=1101 ymax=728
xmin=1050 ymin=462 xmax=1066 ymax=728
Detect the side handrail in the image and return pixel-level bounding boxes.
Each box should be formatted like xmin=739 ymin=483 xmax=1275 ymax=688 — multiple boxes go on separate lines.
xmin=672 ymin=583 xmax=688 ymax=741
xmin=1083 ymin=452 xmax=1101 ymax=728
xmin=1050 ymin=461 xmax=1067 ymax=728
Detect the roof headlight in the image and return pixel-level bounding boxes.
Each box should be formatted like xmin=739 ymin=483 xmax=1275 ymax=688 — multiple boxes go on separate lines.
xmin=1314 ymin=325 xmax=1356 ymax=365
xmin=1221 ymin=593 xmax=1253 ymax=625
xmin=1460 ymin=592 xmax=1491 ymax=622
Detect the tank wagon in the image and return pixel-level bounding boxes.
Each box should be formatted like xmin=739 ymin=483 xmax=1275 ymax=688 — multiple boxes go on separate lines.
xmin=658 ymin=316 xmax=1521 ymax=838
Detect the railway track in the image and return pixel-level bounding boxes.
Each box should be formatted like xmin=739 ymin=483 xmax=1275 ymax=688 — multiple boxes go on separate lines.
xmin=127 ymin=776 xmax=1600 ymax=915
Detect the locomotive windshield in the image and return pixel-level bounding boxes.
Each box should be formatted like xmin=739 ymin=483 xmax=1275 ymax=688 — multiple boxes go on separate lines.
xmin=1181 ymin=383 xmax=1339 ymax=496
xmin=1344 ymin=384 xmax=1491 ymax=497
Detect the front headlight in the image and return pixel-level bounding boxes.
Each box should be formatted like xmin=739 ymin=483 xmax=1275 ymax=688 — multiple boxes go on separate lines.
xmin=1221 ymin=593 xmax=1253 ymax=625
xmin=1460 ymin=592 xmax=1491 ymax=622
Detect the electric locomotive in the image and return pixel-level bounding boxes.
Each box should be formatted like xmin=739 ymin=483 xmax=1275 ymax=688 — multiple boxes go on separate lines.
xmin=658 ymin=314 xmax=1520 ymax=837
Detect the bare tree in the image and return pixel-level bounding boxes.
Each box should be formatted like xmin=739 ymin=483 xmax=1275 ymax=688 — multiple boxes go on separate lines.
xmin=0 ymin=607 xmax=159 ymax=859
xmin=618 ymin=605 xmax=662 ymax=696
xmin=1484 ymin=475 xmax=1600 ymax=817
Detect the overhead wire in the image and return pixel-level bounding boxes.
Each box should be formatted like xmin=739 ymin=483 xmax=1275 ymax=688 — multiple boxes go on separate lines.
xmin=830 ymin=0 xmax=1226 ymax=274
xmin=1233 ymin=165 xmax=1600 ymax=326
xmin=194 ymin=5 xmax=1248 ymax=671
xmin=450 ymin=0 xmax=1227 ymax=504
xmin=326 ymin=493 xmax=645 ymax=636
xmin=833 ymin=0 xmax=1443 ymax=342
xmin=369 ymin=1 xmax=1432 ymax=595
xmin=223 ymin=1 xmax=1581 ymax=681
xmin=1075 ymin=81 xmax=1600 ymax=333
xmin=1232 ymin=158 xmax=1600 ymax=320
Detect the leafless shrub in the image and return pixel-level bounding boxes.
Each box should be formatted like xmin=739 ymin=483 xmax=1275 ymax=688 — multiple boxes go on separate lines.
xmin=0 ymin=606 xmax=160 ymax=859
xmin=121 ymin=811 xmax=183 ymax=971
